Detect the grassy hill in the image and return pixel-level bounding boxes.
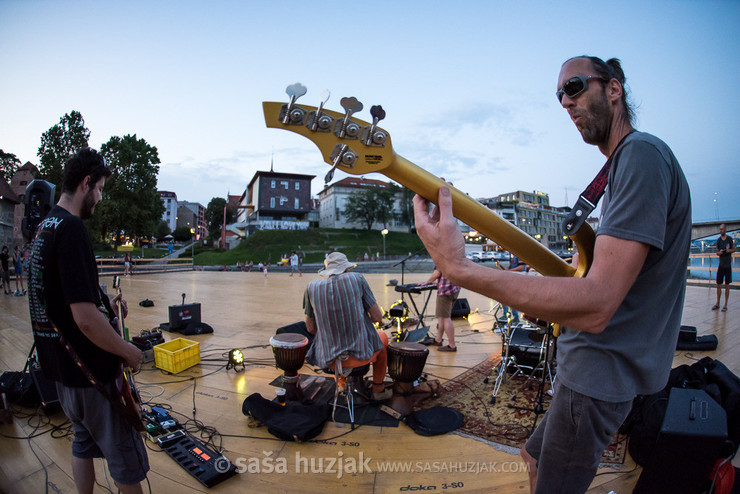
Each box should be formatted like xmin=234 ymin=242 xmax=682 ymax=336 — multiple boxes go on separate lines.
xmin=192 ymin=228 xmax=426 ymax=265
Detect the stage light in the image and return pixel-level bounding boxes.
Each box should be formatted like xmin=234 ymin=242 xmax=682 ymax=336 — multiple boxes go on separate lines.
xmin=227 ymin=349 xmax=245 ymax=372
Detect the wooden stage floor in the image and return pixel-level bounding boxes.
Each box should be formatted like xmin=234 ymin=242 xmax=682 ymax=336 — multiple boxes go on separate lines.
xmin=1 ymin=270 xmax=738 ymax=493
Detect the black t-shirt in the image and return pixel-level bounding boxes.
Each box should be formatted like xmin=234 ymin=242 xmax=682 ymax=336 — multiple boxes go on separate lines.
xmin=0 ymin=251 xmax=8 ymax=271
xmin=29 ymin=205 xmax=119 ymax=387
xmin=717 ymin=235 xmax=734 ymax=268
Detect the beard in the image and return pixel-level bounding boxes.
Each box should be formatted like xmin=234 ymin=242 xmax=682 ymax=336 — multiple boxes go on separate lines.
xmin=574 ymin=89 xmax=611 ymax=146
xmin=80 ymin=189 xmax=97 ymax=219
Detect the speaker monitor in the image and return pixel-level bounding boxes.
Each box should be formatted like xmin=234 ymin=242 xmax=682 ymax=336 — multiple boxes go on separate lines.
xmin=168 ymin=303 xmax=202 ymax=331
xmin=451 ymin=298 xmax=470 ymax=318
xmin=633 ymin=387 xmax=728 ymax=494
xmin=28 ymin=357 xmax=59 ymax=407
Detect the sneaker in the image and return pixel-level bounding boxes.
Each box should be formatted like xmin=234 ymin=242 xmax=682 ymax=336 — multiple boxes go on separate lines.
xmin=721 ymin=307 xmax=727 ymax=312
xmin=421 ymin=336 xmax=443 ymax=346
xmin=371 ymin=388 xmax=393 ymax=401
xmin=14 ymin=290 xmax=22 ymax=296
xmin=712 ymin=305 xmax=720 ymax=310
xmin=437 ymin=345 xmax=457 ymax=352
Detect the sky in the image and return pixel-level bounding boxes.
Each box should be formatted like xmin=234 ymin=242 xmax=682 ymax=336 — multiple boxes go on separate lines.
xmin=1 ymin=0 xmax=739 ymax=223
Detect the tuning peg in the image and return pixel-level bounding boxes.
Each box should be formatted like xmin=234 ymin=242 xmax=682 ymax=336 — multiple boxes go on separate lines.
xmin=281 ymin=83 xmax=308 ymax=125
xmin=362 ymin=104 xmax=388 ymax=146
xmin=325 ymin=143 xmax=358 ymax=183
xmin=336 ymin=97 xmax=364 ymax=139
xmin=308 ymin=90 xmax=332 ymax=132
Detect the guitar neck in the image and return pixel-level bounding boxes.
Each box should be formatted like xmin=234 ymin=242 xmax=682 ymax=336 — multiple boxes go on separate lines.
xmin=385 ymin=154 xmax=592 ymax=278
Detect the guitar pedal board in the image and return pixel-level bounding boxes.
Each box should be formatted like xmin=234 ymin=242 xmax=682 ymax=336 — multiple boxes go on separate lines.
xmin=156 ymin=429 xmax=238 ymax=488
xmin=143 ymin=406 xmax=182 ymax=442
xmin=133 ymin=329 xmax=165 ymax=363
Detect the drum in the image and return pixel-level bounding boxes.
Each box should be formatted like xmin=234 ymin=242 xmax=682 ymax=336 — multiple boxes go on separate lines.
xmin=387 ymin=342 xmax=429 ymax=394
xmin=270 ymin=333 xmax=309 ymax=400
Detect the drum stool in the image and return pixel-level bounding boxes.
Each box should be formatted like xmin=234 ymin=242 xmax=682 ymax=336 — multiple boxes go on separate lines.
xmin=329 ymin=358 xmax=370 ymax=428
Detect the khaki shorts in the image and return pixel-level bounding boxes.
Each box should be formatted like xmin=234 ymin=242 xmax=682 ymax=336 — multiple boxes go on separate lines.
xmin=435 ymin=293 xmax=459 ymax=318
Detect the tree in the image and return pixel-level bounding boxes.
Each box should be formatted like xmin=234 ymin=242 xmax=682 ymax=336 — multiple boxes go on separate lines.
xmin=397 ymin=185 xmax=415 ymax=230
xmin=172 ymin=227 xmax=193 ymax=242
xmin=37 ymin=111 xmax=90 ymax=190
xmin=343 ymin=186 xmax=396 ymax=230
xmin=0 ymin=149 xmax=21 ymax=183
xmin=90 ymin=135 xmax=164 ymax=253
xmin=205 ymin=197 xmax=235 ymax=240
xmin=156 ymin=220 xmax=171 ymax=240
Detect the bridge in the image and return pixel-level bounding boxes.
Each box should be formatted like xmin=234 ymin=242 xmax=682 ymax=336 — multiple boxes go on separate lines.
xmin=691 ymin=219 xmax=740 ymax=240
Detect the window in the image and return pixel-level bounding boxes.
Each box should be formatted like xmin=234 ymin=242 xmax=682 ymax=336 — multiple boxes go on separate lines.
xmin=281 ymin=181 xmax=289 ymax=189
xmin=280 ymin=197 xmax=288 ymax=206
xmin=271 ymin=180 xmax=276 ymax=188
xmin=294 ymin=198 xmax=299 ymax=209
xmin=270 ymin=197 xmax=275 ymax=208
xmin=295 ymin=183 xmax=300 ymax=190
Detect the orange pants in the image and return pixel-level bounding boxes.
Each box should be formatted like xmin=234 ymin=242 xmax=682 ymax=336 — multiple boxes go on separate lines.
xmin=331 ymin=331 xmax=389 ymax=393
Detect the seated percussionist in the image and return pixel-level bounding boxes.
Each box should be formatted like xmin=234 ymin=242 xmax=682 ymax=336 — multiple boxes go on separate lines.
xmin=303 ymin=252 xmax=392 ymax=401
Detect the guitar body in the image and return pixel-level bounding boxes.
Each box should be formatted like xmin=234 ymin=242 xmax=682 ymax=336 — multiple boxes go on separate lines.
xmin=263 ymin=100 xmax=594 ymax=279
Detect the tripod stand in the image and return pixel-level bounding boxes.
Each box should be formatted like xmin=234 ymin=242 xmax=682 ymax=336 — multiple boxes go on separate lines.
xmin=507 ymin=324 xmax=556 ymax=435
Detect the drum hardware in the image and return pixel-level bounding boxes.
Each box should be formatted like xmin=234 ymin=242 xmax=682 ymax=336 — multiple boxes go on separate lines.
xmin=329 ymin=360 xmax=370 ymax=429
xmin=269 ymin=333 xmax=309 ymax=401
xmin=487 ymin=317 xmax=555 ymax=406
xmin=506 ymin=321 xmax=557 ymax=435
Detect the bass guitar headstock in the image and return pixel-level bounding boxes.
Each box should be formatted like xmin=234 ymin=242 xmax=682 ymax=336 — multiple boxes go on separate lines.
xmin=112 ymin=275 xmax=121 ymax=291
xmin=263 ymin=83 xmax=394 ymax=184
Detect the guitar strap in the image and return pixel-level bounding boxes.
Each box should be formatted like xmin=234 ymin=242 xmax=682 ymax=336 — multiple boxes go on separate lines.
xmin=39 ymin=288 xmax=140 ymax=428
xmin=561 ymin=131 xmax=635 ymax=235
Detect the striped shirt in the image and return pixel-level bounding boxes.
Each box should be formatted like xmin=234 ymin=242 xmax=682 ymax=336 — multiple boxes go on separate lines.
xmin=303 ymin=272 xmax=383 ymax=369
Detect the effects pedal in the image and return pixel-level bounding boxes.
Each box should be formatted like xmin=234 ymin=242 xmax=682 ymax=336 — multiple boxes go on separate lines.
xmin=157 ymin=430 xmax=237 ymax=487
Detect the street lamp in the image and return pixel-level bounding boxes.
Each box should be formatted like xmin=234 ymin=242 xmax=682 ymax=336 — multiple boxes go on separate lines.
xmin=381 ymin=229 xmax=389 ymax=260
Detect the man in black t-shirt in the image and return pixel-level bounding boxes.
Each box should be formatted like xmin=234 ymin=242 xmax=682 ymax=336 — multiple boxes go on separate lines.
xmin=29 ymin=148 xmax=149 ymax=493
xmin=713 ymin=223 xmax=735 ymax=312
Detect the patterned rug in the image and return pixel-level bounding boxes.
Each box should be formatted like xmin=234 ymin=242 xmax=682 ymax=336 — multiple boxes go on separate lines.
xmin=416 ymin=355 xmax=627 ymax=466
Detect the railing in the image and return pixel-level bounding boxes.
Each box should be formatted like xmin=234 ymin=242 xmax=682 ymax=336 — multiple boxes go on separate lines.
xmin=687 ymin=253 xmax=739 ymax=286
xmin=97 ymin=257 xmax=194 ymax=277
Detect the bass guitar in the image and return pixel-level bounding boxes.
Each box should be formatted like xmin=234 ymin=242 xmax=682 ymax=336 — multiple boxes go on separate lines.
xmin=262 ymin=85 xmax=594 ymax=279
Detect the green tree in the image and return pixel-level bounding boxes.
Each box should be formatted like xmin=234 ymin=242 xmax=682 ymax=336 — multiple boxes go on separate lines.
xmin=91 ymin=135 xmax=164 ymax=253
xmin=398 ymin=185 xmax=415 ymax=230
xmin=205 ymin=197 xmax=235 ymax=240
xmin=0 ymin=149 xmax=21 ymax=183
xmin=37 ymin=111 xmax=90 ymax=190
xmin=156 ymin=220 xmax=171 ymax=240
xmin=172 ymin=227 xmax=193 ymax=242
xmin=343 ymin=186 xmax=396 ymax=230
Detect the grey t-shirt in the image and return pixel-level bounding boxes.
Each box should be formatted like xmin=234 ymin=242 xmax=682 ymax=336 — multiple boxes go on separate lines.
xmin=557 ymin=132 xmax=691 ymax=402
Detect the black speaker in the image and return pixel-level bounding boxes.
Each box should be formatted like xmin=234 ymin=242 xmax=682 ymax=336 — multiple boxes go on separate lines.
xmin=451 ymin=298 xmax=470 ymax=318
xmin=634 ymin=388 xmax=728 ymax=494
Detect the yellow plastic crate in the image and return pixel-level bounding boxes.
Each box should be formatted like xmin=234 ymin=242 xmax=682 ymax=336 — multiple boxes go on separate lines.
xmin=154 ymin=338 xmax=200 ymax=374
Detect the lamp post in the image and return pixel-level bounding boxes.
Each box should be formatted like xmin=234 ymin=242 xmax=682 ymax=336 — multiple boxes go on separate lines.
xmin=381 ymin=228 xmax=389 ymax=260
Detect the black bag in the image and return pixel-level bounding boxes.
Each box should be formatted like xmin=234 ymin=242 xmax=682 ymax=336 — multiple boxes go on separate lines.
xmin=0 ymin=371 xmax=40 ymax=408
xmin=404 ymin=406 xmax=464 ymax=436
xmin=139 ymin=299 xmax=154 ymax=307
xmin=242 ymin=392 xmax=329 ymax=442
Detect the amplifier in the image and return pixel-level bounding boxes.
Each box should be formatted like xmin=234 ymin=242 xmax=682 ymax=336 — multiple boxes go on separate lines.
xmin=451 ymin=298 xmax=470 ymax=318
xmin=633 ymin=388 xmax=728 ymax=494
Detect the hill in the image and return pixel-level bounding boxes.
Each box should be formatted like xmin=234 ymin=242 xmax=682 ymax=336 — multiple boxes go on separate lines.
xmin=192 ymin=228 xmax=426 ymax=265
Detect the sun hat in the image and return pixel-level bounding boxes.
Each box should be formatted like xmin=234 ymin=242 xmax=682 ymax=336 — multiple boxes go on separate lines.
xmin=319 ymin=252 xmax=357 ymax=277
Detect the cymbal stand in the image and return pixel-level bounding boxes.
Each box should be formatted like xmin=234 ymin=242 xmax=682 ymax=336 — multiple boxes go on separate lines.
xmin=507 ymin=325 xmax=555 ymax=434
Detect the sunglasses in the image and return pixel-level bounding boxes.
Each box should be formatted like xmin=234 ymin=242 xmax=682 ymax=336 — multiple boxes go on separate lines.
xmin=556 ymin=75 xmax=607 ymax=103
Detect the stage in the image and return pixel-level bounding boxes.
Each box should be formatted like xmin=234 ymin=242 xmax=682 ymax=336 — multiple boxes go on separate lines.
xmin=0 ymin=270 xmax=737 ymax=493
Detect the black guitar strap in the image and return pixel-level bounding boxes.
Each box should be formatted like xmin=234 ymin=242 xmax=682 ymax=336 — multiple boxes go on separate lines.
xmin=561 ymin=131 xmax=634 ymax=235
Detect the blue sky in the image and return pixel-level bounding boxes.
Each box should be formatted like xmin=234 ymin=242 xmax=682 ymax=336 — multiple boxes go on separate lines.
xmin=1 ymin=0 xmax=738 ymax=222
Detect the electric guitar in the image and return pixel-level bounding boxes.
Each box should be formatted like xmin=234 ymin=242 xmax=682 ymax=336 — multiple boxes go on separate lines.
xmin=110 ymin=275 xmax=145 ymax=431
xmin=262 ymin=85 xmax=594 ymax=280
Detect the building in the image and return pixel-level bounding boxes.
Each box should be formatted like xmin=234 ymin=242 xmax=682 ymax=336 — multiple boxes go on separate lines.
xmin=0 ymin=179 xmax=20 ymax=249
xmin=235 ymin=171 xmax=315 ymax=234
xmin=480 ymin=190 xmax=571 ymax=250
xmin=317 ymin=177 xmax=411 ymax=232
xmin=158 ymin=191 xmax=178 ymax=233
xmin=177 ymin=201 xmax=208 ymax=239
xmin=9 ymin=162 xmax=38 ymax=246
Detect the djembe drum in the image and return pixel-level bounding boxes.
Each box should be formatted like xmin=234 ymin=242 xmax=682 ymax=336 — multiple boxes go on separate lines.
xmin=270 ymin=333 xmax=309 ymax=401
xmin=387 ymin=342 xmax=429 ymax=395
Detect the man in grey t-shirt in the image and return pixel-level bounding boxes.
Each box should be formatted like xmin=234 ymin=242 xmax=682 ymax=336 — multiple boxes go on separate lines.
xmin=413 ymin=56 xmax=691 ymax=493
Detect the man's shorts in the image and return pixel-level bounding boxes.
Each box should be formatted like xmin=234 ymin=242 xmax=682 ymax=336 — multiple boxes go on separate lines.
xmin=435 ymin=293 xmax=459 ymax=318
xmin=56 ymin=381 xmax=150 ymax=485
xmin=524 ymin=381 xmax=632 ymax=493
xmin=717 ymin=265 xmax=732 ymax=285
